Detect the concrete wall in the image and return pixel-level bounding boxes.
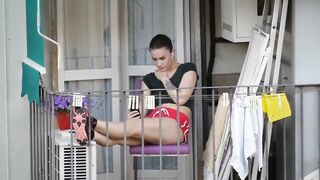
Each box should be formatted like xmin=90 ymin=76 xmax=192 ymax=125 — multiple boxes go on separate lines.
xmin=0 ymin=0 xmax=9 ymax=179
xmin=293 ymin=0 xmax=320 ymax=85
xmin=212 ymin=0 xmax=248 ymax=76
xmin=0 ymin=0 xmax=31 ymax=179
xmin=213 ymin=42 xmax=248 ymax=75
xmin=292 ymin=0 xmax=320 ymax=179
xmin=282 ymin=1 xmax=320 ymax=179
xmin=280 ymin=2 xmax=296 ymax=179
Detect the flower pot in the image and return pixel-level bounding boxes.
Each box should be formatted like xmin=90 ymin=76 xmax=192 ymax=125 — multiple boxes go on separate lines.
xmin=56 ymin=112 xmax=71 ymax=130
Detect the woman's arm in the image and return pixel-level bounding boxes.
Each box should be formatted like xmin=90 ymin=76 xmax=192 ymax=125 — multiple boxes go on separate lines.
xmin=156 ymin=70 xmax=197 ymax=105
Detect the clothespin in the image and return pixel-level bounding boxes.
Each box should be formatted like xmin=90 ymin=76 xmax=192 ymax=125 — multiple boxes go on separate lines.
xmin=277 ymin=93 xmax=282 ymax=107
xmin=131 ymin=95 xmax=136 ymax=109
xmin=148 ymin=96 xmax=155 ymax=109
xmin=72 ymin=93 xmax=85 ymax=107
xmin=250 ymin=95 xmax=258 ymax=109
xmin=143 ymin=95 xmax=155 ymax=109
xmin=135 ymin=96 xmax=139 ymax=109
xmin=128 ymin=95 xmax=132 ymax=109
xmin=269 ymin=86 xmax=276 ymax=94
xmin=222 ymin=93 xmax=229 ymax=107
xmin=151 ymin=96 xmax=155 ymax=109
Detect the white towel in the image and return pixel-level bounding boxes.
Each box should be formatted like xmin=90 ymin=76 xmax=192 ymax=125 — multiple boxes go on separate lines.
xmin=253 ymin=96 xmax=264 ymax=169
xmin=230 ymin=97 xmax=256 ymax=180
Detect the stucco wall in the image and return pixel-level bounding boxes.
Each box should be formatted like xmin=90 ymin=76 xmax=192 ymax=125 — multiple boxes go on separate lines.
xmin=293 ymin=0 xmax=320 ymax=179
xmin=0 ymin=0 xmax=31 ymax=179
xmin=294 ymin=0 xmax=320 ymax=85
xmin=0 ymin=0 xmax=9 ymax=178
xmin=282 ymin=1 xmax=320 ymax=179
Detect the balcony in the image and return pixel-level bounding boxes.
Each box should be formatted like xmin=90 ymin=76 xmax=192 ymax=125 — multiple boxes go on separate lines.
xmin=29 ymin=84 xmax=320 ymax=180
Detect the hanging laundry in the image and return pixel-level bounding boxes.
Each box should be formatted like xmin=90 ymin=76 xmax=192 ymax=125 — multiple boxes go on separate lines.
xmin=262 ymin=93 xmax=291 ymax=122
xmin=230 ymin=96 xmax=255 ymax=180
xmin=248 ymin=96 xmax=264 ymax=170
xmin=203 ymin=93 xmax=230 ymax=180
xmin=215 ymin=93 xmax=230 ymax=154
xmin=230 ymin=95 xmax=264 ymax=180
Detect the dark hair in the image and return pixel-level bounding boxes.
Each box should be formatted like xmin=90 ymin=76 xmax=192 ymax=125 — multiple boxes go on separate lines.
xmin=149 ymin=34 xmax=173 ymax=52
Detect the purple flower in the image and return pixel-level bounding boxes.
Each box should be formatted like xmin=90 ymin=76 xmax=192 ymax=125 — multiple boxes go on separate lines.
xmin=54 ymin=95 xmax=71 ymax=112
xmin=82 ymin=97 xmax=89 ymax=110
xmin=54 ymin=95 xmax=91 ymax=112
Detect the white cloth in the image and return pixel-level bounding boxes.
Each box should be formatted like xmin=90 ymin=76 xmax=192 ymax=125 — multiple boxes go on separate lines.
xmin=230 ymin=97 xmax=254 ymax=180
xmin=203 ymin=95 xmax=230 ymax=179
xmin=251 ymin=96 xmax=264 ymax=169
xmin=203 ymin=164 xmax=214 ymax=180
xmin=230 ymin=96 xmax=264 ymax=180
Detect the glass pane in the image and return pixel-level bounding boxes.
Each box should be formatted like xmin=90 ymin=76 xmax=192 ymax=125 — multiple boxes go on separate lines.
xmin=64 ymin=0 xmax=111 ymax=70
xmin=65 ymin=79 xmax=114 ymax=173
xmin=129 ymin=76 xmax=144 ymax=94
xmin=128 ymin=0 xmax=176 ymax=65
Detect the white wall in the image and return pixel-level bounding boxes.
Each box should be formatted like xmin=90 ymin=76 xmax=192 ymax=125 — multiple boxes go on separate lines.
xmin=0 ymin=0 xmax=9 ymax=179
xmin=212 ymin=0 xmax=248 ymax=76
xmin=294 ymin=0 xmax=320 ymax=85
xmin=0 ymin=0 xmax=31 ymax=179
xmin=292 ymin=0 xmax=320 ymax=179
xmin=281 ymin=0 xmax=320 ymax=179
xmin=213 ymin=42 xmax=248 ymax=74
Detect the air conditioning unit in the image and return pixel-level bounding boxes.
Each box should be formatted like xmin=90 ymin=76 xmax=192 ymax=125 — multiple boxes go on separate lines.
xmin=54 ymin=130 xmax=97 ymax=180
xmin=221 ymin=0 xmax=266 ymax=42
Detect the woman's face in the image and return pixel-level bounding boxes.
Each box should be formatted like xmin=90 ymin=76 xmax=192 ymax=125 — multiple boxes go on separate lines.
xmin=150 ymin=47 xmax=173 ymax=72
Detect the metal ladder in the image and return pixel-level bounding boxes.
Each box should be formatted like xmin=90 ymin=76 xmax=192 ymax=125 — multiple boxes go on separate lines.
xmin=216 ymin=0 xmax=289 ymax=179
xmin=252 ymin=0 xmax=289 ymax=179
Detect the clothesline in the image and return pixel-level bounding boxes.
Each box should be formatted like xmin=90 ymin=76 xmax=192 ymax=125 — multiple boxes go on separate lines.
xmin=203 ymin=91 xmax=291 ymax=180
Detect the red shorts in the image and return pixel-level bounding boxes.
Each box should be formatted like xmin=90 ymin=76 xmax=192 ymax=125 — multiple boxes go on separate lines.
xmin=147 ymin=107 xmax=190 ymax=144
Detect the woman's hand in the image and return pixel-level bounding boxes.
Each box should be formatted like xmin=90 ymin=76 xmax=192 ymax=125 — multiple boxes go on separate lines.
xmin=128 ymin=111 xmax=141 ymax=120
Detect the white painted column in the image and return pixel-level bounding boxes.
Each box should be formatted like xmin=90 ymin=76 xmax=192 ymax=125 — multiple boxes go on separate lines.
xmin=0 ymin=0 xmax=9 ymax=179
xmin=0 ymin=0 xmax=31 ymax=179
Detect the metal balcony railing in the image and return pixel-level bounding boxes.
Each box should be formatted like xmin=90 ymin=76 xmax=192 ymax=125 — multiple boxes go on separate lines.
xmin=29 ymin=84 xmax=320 ymax=180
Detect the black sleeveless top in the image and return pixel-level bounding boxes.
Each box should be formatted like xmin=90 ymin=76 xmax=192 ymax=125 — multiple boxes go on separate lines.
xmin=143 ymin=62 xmax=198 ymax=109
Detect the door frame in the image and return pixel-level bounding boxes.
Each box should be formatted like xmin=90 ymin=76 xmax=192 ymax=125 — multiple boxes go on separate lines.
xmin=56 ymin=0 xmax=191 ymax=179
xmin=56 ymin=0 xmax=121 ymax=179
xmin=119 ymin=0 xmax=190 ymax=179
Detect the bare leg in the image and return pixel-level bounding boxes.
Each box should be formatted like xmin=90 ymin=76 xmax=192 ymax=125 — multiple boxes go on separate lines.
xmin=93 ymin=131 xmax=141 ymax=147
xmin=94 ymin=120 xmax=115 ymax=136
xmin=94 ymin=118 xmax=184 ymax=145
xmin=94 ymin=111 xmax=141 ymax=137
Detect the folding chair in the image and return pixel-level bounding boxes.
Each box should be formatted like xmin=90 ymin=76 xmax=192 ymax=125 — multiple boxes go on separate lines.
xmin=128 ymin=78 xmax=192 ymax=179
xmin=129 ymin=142 xmax=191 ymax=180
xmin=127 ymin=94 xmax=192 ymax=179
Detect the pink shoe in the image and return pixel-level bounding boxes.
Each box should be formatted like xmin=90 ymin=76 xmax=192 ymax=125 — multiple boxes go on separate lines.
xmin=72 ymin=108 xmax=88 ymax=145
